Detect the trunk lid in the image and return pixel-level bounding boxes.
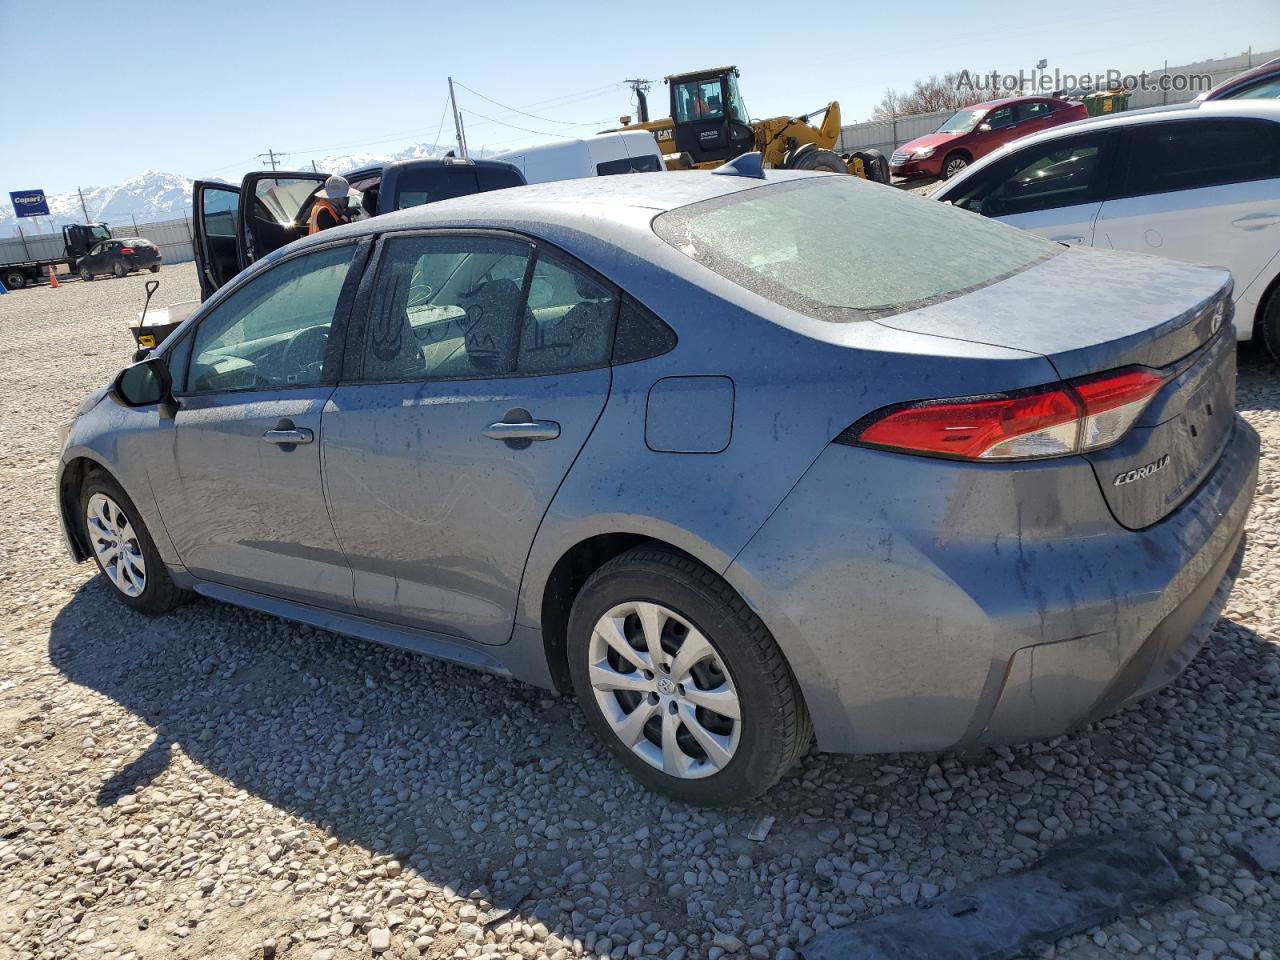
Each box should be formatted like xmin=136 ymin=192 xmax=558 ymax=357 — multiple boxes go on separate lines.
xmin=875 ymin=246 xmax=1235 ymax=528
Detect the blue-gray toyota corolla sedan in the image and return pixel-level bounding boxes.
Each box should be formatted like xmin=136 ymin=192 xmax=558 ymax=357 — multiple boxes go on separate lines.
xmin=57 ymin=168 xmax=1259 ymax=805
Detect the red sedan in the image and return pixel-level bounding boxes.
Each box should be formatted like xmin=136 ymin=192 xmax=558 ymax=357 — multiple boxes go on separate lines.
xmin=890 ymin=95 xmax=1089 ymax=180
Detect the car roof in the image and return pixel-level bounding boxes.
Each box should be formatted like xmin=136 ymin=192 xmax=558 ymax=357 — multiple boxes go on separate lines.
xmin=342 ymin=157 xmax=519 ymax=180
xmin=276 ymin=169 xmax=826 ymax=265
xmin=965 ymin=94 xmax=1064 ymax=111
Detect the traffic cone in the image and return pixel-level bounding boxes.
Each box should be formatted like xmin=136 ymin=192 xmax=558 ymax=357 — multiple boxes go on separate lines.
xmin=47 ymin=265 xmax=59 ymax=288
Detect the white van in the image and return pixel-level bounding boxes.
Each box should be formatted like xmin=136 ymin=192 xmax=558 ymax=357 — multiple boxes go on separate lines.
xmin=492 ymin=131 xmax=663 ymax=184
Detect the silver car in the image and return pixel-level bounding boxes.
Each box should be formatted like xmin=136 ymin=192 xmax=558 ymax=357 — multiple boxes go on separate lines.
xmin=57 ymin=169 xmax=1258 ymax=805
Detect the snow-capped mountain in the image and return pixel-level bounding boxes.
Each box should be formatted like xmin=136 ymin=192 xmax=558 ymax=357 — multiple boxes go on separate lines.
xmin=2 ymin=141 xmax=492 ymax=236
xmin=1 ymin=171 xmax=197 ymax=233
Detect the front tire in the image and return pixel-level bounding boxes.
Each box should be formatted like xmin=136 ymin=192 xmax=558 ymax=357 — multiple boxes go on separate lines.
xmin=3 ymin=270 xmax=25 ymax=289
xmin=80 ymin=473 xmax=189 ymax=614
xmin=941 ymin=151 xmax=969 ymax=180
xmin=79 ymin=266 xmax=93 ymax=282
xmin=567 ymin=546 xmax=811 ymax=805
xmin=788 ymin=146 xmax=849 ymax=173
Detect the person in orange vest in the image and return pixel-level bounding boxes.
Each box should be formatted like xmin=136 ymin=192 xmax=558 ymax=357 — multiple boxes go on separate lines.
xmin=308 ymin=176 xmax=353 ymax=235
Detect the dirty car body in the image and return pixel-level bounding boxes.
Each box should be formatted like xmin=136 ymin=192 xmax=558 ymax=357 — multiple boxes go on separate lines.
xmin=57 ymin=170 xmax=1257 ymax=801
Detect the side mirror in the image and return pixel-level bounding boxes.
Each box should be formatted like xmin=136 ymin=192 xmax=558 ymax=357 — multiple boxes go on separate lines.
xmin=978 ymin=123 xmax=992 ymax=133
xmin=114 ymin=355 xmax=173 ymax=409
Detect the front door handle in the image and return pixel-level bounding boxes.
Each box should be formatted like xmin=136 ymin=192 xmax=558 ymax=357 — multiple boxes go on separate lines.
xmin=1051 ymin=235 xmax=1087 ymax=245
xmin=263 ymin=428 xmax=314 ymax=445
xmin=1232 ymin=213 xmax=1280 ymax=230
xmin=482 ymin=420 xmax=560 ymax=442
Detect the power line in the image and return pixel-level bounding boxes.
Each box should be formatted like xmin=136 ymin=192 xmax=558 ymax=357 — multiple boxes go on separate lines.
xmin=256 ymin=149 xmax=285 ymax=171
xmin=452 ymin=80 xmax=612 ymax=127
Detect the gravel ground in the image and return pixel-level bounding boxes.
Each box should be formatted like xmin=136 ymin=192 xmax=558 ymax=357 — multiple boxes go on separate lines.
xmin=2 ymin=264 xmax=1279 ymax=960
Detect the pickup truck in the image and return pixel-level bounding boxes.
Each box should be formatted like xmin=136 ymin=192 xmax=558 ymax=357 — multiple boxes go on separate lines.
xmin=192 ymin=156 xmax=524 ymax=300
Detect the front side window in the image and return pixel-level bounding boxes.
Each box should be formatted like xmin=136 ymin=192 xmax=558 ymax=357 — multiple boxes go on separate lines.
xmin=1121 ymin=119 xmax=1280 ymax=195
xmin=187 ymin=244 xmax=354 ymax=393
xmin=985 ymin=106 xmax=1015 ymax=130
xmin=654 ymin=177 xmax=1055 ymax=320
xmin=937 ymin=109 xmax=983 ymax=134
xmin=951 ymin=132 xmax=1113 ymax=216
xmin=361 ymin=234 xmax=618 ymax=382
xmin=1223 ymin=77 xmax=1280 ymax=100
xmin=674 ymin=79 xmax=724 ymax=123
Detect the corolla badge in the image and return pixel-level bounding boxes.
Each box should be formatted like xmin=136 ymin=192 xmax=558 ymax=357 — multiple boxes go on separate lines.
xmin=1113 ymin=454 xmax=1170 ymax=486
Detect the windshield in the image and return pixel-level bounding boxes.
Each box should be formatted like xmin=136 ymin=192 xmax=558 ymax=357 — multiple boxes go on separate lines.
xmin=937 ymin=109 xmax=984 ymax=134
xmin=1226 ymin=76 xmax=1280 ymax=99
xmin=653 ymin=177 xmax=1056 ymax=320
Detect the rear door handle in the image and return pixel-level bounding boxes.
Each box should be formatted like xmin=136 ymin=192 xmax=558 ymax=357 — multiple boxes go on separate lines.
xmin=263 ymin=428 xmax=314 ymax=445
xmin=1232 ymin=213 xmax=1280 ymax=230
xmin=482 ymin=420 xmax=560 ymax=441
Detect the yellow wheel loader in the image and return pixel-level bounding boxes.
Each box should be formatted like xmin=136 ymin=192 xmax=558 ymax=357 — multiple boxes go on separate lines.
xmin=613 ymin=67 xmax=889 ymax=182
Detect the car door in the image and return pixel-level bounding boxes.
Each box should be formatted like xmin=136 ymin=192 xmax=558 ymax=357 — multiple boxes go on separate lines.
xmin=946 ymin=129 xmax=1118 ymax=245
xmin=148 ymin=239 xmax=368 ymax=608
xmin=236 ymin=171 xmax=331 ymax=268
xmin=193 ymin=181 xmax=242 ymax=301
xmin=1094 ymin=118 xmax=1280 ymax=305
xmin=82 ymin=242 xmax=106 ymax=274
xmin=322 ymin=230 xmax=616 ymax=644
xmin=1015 ymin=100 xmax=1056 ymax=137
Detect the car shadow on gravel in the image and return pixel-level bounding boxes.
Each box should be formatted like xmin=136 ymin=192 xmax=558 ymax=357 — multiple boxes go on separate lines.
xmin=48 ymin=574 xmax=1280 ymax=950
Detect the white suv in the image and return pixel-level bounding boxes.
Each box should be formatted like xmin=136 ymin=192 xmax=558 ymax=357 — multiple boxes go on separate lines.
xmin=934 ymin=101 xmax=1280 ymax=358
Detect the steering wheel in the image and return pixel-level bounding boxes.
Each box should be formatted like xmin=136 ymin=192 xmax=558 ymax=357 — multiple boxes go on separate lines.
xmin=281 ymin=324 xmax=330 ymax=378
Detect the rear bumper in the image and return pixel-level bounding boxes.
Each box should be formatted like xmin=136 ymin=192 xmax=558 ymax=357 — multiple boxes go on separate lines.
xmin=726 ymin=415 xmax=1259 ymax=754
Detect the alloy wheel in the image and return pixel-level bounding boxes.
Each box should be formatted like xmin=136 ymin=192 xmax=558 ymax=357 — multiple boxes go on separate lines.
xmin=86 ymin=492 xmax=147 ymax=598
xmin=587 ymin=601 xmax=741 ymax=779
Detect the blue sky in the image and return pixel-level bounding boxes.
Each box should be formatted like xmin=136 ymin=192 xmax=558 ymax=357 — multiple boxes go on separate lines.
xmin=1 ymin=0 xmax=1277 ymax=195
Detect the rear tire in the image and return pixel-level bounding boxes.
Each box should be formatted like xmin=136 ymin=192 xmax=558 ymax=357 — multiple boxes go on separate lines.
xmin=788 ymin=146 xmax=849 ymax=173
xmin=113 ymin=261 xmax=128 ymax=278
xmin=941 ymin=151 xmax=970 ymax=180
xmin=1262 ymin=287 xmax=1280 ymax=363
xmin=3 ymin=270 xmax=25 ymax=289
xmin=149 ymin=264 xmax=160 ymax=273
xmin=567 ymin=545 xmax=811 ymax=806
xmin=80 ymin=472 xmax=189 ymax=615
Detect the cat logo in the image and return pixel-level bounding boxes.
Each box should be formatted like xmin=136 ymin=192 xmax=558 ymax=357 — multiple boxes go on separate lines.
xmin=1113 ymin=454 xmax=1170 ymax=486
xmin=655 ymin=128 xmax=674 ymax=142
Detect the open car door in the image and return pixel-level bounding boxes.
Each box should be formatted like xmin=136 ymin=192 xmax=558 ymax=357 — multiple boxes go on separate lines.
xmin=193 ymin=181 xmax=242 ymax=301
xmin=235 ymin=171 xmax=330 ymax=269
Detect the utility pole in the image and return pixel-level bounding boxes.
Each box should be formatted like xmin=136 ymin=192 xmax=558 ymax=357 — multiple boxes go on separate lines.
xmin=311 ymin=160 xmax=318 ymax=172
xmin=448 ymin=77 xmax=468 ymax=158
xmin=257 ymin=148 xmax=284 ymax=171
xmin=77 ymin=187 xmax=90 ymax=224
xmin=625 ymin=79 xmax=652 ymax=123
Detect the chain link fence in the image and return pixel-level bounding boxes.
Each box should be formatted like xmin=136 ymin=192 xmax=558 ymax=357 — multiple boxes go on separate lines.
xmin=0 ymin=215 xmax=197 ymax=272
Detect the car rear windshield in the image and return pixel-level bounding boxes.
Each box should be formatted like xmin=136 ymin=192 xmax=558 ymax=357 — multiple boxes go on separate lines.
xmin=652 ymin=177 xmax=1057 ymax=321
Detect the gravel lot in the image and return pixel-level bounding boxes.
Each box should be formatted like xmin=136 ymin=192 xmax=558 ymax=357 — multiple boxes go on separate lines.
xmin=1 ymin=264 xmax=1279 ymax=960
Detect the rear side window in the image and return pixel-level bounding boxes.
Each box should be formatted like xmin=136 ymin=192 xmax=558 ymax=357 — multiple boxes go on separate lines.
xmin=653 ymin=177 xmax=1055 ymax=320
xmin=477 ymin=165 xmax=525 ymax=191
xmin=1120 ymin=119 xmax=1280 ymax=195
xmin=360 ymin=234 xmax=618 ymax=382
xmin=1019 ymin=101 xmax=1054 ymax=119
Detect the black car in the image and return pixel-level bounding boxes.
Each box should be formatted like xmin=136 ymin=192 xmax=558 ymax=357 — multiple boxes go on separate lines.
xmin=78 ymin=238 xmax=162 ymax=281
xmin=192 ymin=157 xmax=525 ymax=300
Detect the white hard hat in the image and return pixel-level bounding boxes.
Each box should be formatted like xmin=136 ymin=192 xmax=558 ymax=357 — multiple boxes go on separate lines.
xmin=321 ymin=175 xmax=350 ymax=199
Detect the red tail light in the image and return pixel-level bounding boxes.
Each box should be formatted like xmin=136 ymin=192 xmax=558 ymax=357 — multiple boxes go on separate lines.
xmin=841 ymin=369 xmax=1165 ymax=461
xmin=120 ymin=246 xmax=135 ymax=254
